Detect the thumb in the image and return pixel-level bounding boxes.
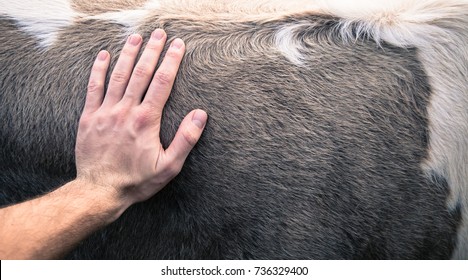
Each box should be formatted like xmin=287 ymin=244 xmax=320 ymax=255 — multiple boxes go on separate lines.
xmin=163 ymin=109 xmax=208 ymax=169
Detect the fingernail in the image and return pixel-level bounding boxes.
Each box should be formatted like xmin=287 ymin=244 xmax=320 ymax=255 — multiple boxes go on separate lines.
xmin=128 ymin=34 xmax=142 ymax=46
xmin=171 ymin=38 xmax=184 ymax=49
xmin=152 ymin=29 xmax=165 ymax=40
xmin=97 ymin=50 xmax=108 ymax=61
xmin=191 ymin=110 xmax=207 ymax=129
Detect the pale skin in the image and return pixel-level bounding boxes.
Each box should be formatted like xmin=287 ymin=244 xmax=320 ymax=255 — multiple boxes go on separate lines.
xmin=0 ymin=29 xmax=207 ymax=259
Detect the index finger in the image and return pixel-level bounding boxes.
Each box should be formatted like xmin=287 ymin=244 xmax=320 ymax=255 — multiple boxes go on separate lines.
xmin=141 ymin=38 xmax=185 ymax=111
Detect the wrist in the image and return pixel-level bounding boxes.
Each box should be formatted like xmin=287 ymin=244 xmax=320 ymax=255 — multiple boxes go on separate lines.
xmin=63 ymin=179 xmax=132 ymax=224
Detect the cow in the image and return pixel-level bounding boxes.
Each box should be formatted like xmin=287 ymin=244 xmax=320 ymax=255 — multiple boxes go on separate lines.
xmin=0 ymin=0 xmax=467 ymax=259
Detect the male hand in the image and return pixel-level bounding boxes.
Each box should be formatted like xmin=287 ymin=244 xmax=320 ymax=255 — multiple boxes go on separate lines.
xmin=75 ymin=29 xmax=207 ymax=207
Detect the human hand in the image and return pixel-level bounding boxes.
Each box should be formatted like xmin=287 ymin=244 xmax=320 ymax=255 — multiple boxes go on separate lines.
xmin=75 ymin=29 xmax=207 ymax=208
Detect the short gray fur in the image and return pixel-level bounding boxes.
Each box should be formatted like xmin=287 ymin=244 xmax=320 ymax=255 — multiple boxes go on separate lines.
xmin=0 ymin=14 xmax=460 ymax=259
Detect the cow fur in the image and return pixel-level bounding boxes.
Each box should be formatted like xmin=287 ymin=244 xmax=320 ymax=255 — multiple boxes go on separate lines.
xmin=0 ymin=0 xmax=467 ymax=259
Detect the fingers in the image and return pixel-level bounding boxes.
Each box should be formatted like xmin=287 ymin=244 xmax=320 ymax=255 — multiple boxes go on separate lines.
xmin=163 ymin=109 xmax=208 ymax=172
xmin=121 ymin=29 xmax=167 ymax=105
xmin=79 ymin=29 xmax=207 ymax=206
xmin=102 ymin=34 xmax=142 ymax=107
xmin=83 ymin=50 xmax=110 ymax=114
xmin=142 ymin=38 xmax=185 ymax=111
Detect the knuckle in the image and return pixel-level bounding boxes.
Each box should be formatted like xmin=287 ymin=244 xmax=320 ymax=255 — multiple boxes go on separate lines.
xmin=133 ymin=64 xmax=153 ymax=79
xmin=95 ymin=114 xmax=110 ymax=131
xmin=111 ymin=71 xmax=128 ymax=84
xmin=113 ymin=106 xmax=128 ymax=120
xmin=166 ymin=162 xmax=182 ymax=178
xmin=154 ymin=71 xmax=173 ymax=86
xmin=78 ymin=115 xmax=92 ymax=130
xmin=133 ymin=110 xmax=152 ymax=131
xmin=87 ymin=80 xmax=102 ymax=93
xmin=102 ymin=107 xmax=128 ymax=127
xmin=182 ymin=129 xmax=199 ymax=147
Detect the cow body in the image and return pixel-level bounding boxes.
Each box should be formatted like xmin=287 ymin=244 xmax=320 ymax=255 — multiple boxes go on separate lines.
xmin=0 ymin=0 xmax=467 ymax=259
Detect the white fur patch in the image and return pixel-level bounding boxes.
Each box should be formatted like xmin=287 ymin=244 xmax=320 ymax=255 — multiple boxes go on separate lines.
xmin=88 ymin=9 xmax=148 ymax=35
xmin=314 ymin=0 xmax=463 ymax=46
xmin=86 ymin=0 xmax=161 ymax=36
xmin=274 ymin=24 xmax=308 ymax=65
xmin=143 ymin=0 xmax=161 ymax=10
xmin=0 ymin=0 xmax=77 ymax=48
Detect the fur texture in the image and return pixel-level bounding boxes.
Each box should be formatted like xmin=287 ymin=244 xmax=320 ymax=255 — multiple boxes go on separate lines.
xmin=0 ymin=0 xmax=466 ymax=259
xmin=0 ymin=0 xmax=78 ymax=48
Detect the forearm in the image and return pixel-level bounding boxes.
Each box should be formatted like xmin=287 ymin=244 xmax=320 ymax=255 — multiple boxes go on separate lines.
xmin=0 ymin=180 xmax=127 ymax=259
